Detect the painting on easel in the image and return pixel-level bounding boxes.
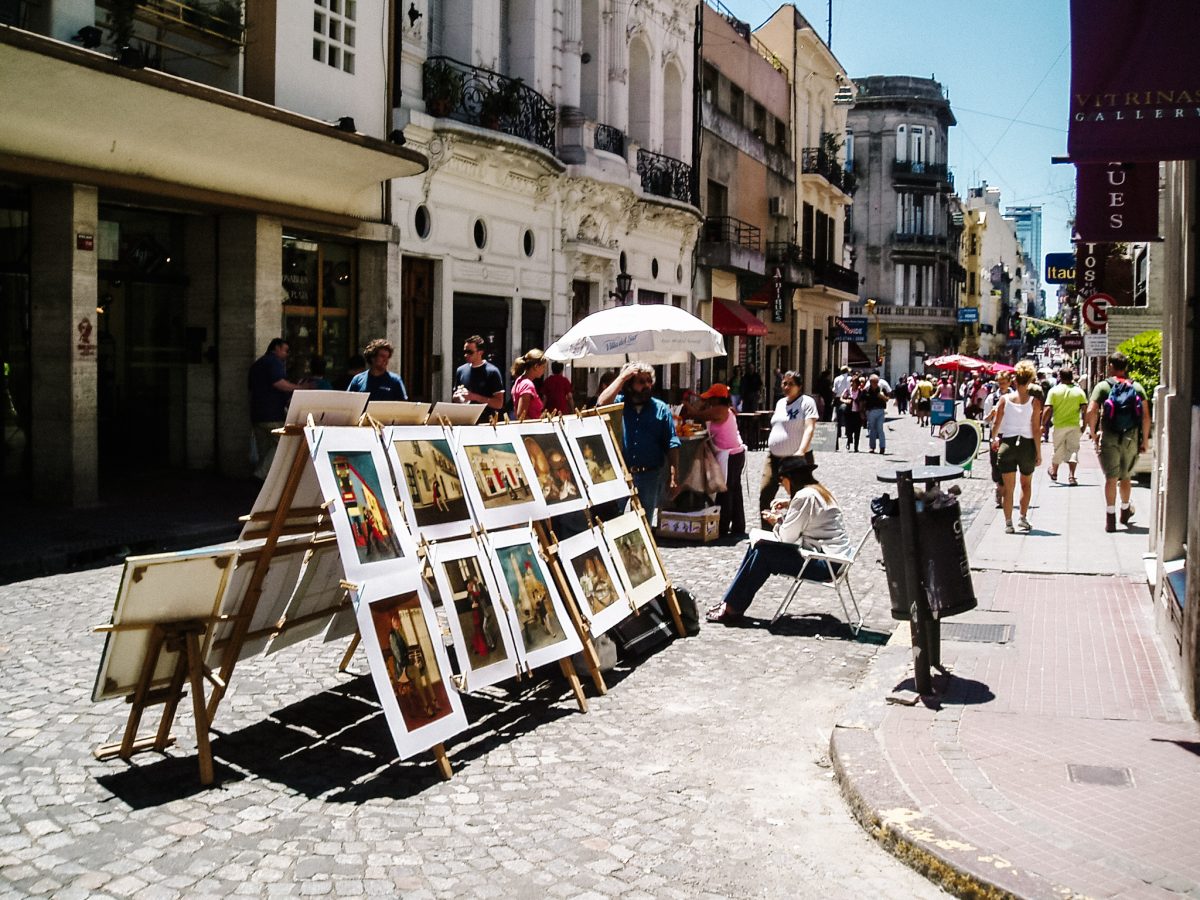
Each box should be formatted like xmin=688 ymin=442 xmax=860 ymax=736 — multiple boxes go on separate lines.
xmin=387 ymin=425 xmax=473 ymax=541
xmin=603 ymin=511 xmax=667 ymax=610
xmin=309 ymin=428 xmax=417 ymax=579
xmin=427 ymin=537 xmax=523 ymax=690
xmin=488 ymin=527 xmax=583 ymax=670
xmin=556 ymin=529 xmax=632 ymax=638
xmin=520 ymin=422 xmax=588 ymax=515
xmin=564 ymin=415 xmax=628 ymax=506
xmin=355 ymin=573 xmax=467 ymax=758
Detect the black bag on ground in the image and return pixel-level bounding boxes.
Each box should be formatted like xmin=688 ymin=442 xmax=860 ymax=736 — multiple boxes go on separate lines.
xmin=609 ymin=597 xmax=674 ymax=659
xmin=673 ymin=587 xmax=701 ymax=636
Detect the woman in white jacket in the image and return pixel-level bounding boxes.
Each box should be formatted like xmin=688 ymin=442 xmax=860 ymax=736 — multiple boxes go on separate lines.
xmin=706 ymin=456 xmax=851 ymax=623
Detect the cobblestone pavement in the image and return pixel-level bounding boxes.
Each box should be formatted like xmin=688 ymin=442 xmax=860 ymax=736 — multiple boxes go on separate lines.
xmin=0 ymin=412 xmax=986 ymax=898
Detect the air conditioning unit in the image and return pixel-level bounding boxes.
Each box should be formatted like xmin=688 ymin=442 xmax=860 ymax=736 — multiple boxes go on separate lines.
xmin=768 ymin=196 xmax=789 ymax=217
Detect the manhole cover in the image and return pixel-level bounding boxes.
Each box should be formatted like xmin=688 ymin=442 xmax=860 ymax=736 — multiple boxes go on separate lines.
xmin=939 ymin=622 xmax=1013 ymax=643
xmin=1067 ymin=764 xmax=1133 ymax=787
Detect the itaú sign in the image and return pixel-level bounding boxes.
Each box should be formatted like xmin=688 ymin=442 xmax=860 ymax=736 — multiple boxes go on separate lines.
xmin=1044 ymin=253 xmax=1076 ymax=284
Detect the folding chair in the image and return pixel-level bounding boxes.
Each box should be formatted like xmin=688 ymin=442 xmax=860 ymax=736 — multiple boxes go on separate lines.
xmin=770 ymin=530 xmax=871 ymax=635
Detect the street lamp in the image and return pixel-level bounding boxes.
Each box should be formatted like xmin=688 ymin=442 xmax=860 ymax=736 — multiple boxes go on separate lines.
xmin=610 ymin=272 xmax=633 ymax=305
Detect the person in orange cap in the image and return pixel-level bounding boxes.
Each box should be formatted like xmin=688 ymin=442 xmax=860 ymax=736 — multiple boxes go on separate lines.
xmin=684 ymin=383 xmax=746 ymax=538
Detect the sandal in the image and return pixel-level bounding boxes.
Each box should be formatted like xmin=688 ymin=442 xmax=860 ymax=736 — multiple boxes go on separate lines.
xmin=1068 ymin=476 xmax=1078 ymax=486
xmin=705 ymin=604 xmax=742 ymax=624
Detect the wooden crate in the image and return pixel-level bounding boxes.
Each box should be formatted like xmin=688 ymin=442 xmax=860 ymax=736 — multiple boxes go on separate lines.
xmin=656 ymin=506 xmax=721 ymax=543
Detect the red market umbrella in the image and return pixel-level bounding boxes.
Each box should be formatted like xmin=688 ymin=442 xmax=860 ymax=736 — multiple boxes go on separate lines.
xmin=925 ymin=354 xmax=988 ymax=372
xmin=986 ymin=362 xmax=1015 ymax=375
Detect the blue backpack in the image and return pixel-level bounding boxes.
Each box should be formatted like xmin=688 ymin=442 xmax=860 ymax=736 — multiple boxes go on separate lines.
xmin=1102 ymin=378 xmax=1143 ymax=434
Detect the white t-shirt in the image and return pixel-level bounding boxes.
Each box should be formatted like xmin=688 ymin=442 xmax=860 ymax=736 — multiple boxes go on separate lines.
xmin=832 ymin=373 xmax=852 ymax=396
xmin=767 ymin=394 xmax=819 ymax=458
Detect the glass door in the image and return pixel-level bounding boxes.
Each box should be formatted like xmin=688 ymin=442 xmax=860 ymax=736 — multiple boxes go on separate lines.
xmin=282 ymin=235 xmax=355 ymax=385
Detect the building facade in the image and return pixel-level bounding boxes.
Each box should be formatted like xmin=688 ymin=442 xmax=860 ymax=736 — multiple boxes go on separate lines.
xmin=845 ymin=75 xmax=960 ymax=380
xmin=965 ymin=185 xmax=1037 ymax=362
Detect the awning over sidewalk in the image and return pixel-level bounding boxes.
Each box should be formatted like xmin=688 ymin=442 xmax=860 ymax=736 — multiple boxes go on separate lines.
xmin=712 ymin=298 xmax=767 ymax=336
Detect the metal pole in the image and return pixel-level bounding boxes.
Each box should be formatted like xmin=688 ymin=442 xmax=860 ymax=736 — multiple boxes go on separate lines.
xmin=895 ymin=469 xmax=933 ymax=694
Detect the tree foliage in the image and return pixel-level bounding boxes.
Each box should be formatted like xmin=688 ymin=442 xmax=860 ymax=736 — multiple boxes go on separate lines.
xmin=1116 ymin=329 xmax=1162 ymax=400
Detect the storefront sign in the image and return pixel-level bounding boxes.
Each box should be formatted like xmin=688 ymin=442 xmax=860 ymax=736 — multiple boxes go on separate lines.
xmin=771 ymin=268 xmax=785 ymax=323
xmin=76 ymin=233 xmax=94 ymax=251
xmin=1060 ymin=333 xmax=1085 ymax=351
xmin=1068 ymin=0 xmax=1200 ymax=161
xmin=956 ymin=307 xmax=979 ymax=324
xmin=1075 ymin=162 xmax=1160 ymax=241
xmin=1074 ymin=241 xmax=1109 ymax=299
xmin=1044 ymin=252 xmax=1076 ymax=284
xmin=833 ymin=316 xmax=867 ymax=342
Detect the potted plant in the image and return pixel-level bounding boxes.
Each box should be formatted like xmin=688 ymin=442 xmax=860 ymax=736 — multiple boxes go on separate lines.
xmin=424 ymin=59 xmax=463 ymax=118
xmin=479 ymin=77 xmax=523 ymax=129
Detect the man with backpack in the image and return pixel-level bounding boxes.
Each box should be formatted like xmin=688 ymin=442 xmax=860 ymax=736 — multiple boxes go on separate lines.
xmin=1085 ymin=352 xmax=1151 ymax=532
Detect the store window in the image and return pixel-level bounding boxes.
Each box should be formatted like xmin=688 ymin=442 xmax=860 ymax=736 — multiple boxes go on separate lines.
xmin=282 ymin=235 xmax=355 ymax=384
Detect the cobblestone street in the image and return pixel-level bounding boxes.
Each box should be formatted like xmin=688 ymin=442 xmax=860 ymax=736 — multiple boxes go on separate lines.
xmin=0 ymin=412 xmax=986 ymax=898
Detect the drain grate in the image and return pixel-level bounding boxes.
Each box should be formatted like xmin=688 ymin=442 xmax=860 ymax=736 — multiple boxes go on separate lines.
xmin=1067 ymin=764 xmax=1134 ymax=788
xmin=939 ymin=622 xmax=1013 ymax=644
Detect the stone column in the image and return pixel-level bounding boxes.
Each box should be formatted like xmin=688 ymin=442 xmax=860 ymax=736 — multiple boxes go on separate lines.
xmin=606 ymin=1 xmax=628 ymax=136
xmin=29 ymin=183 xmax=99 ymax=507
xmin=558 ymin=0 xmax=586 ymax=163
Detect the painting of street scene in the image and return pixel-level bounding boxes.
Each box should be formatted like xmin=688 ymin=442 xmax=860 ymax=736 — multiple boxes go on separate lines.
xmin=440 ymin=556 xmax=509 ymax=670
xmin=393 ymin=438 xmax=469 ymax=527
xmin=464 ymin=442 xmax=534 ymax=509
xmin=576 ymin=434 xmax=618 ymax=484
xmin=523 ymin=432 xmax=582 ymax=506
xmin=613 ymin=527 xmax=657 ymax=591
xmin=496 ymin=544 xmax=564 ymax=653
xmin=570 ymin=548 xmax=621 ymax=616
xmin=367 ymin=590 xmax=453 ymax=731
xmin=328 ymin=451 xmax=404 ymax=565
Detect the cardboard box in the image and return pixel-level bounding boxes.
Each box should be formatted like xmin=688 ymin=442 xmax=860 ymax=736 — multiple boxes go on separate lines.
xmin=656 ymin=506 xmax=721 ymax=543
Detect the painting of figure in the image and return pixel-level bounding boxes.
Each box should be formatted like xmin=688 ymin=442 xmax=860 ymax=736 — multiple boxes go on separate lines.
xmin=442 ymin=556 xmax=508 ymax=669
xmin=393 ymin=438 xmax=470 ymax=527
xmin=463 ymin=443 xmax=534 ymax=509
xmin=328 ymin=451 xmax=403 ymax=565
xmin=523 ymin=430 xmax=583 ymax=508
xmin=571 ymin=549 xmax=620 ymax=616
xmin=576 ymin=434 xmax=617 ymax=484
xmin=368 ymin=590 xmax=453 ymax=731
xmin=496 ymin=544 xmax=563 ymax=653
xmin=613 ymin=529 xmax=656 ymax=590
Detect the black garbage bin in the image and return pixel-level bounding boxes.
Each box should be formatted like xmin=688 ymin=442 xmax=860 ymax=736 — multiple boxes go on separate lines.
xmin=873 ymin=499 xmax=977 ymax=620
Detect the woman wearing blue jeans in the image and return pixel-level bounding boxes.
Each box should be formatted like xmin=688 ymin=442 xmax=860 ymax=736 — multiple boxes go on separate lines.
xmin=863 ymin=374 xmax=890 ymax=454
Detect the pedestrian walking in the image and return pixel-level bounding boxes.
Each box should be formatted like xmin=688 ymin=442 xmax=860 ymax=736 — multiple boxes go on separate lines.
xmin=542 ymin=360 xmax=575 ymax=414
xmin=510 ymin=348 xmax=547 ymax=420
xmin=347 ymin=338 xmax=408 ymax=401
xmin=740 ymin=365 xmax=763 ymax=413
xmin=1084 ymin=352 xmax=1151 ymax=532
xmin=841 ymin=374 xmax=864 ymax=452
xmin=913 ymin=373 xmax=934 ymax=426
xmin=983 ymin=371 xmax=1013 ymax=508
xmin=757 ymin=371 xmax=819 ymax=510
xmin=863 ymin=373 xmax=890 ymax=454
xmin=248 ymin=338 xmax=309 ymax=480
xmin=831 ymin=366 xmax=852 ymax=446
xmin=1043 ymin=367 xmax=1088 ymax=485
xmin=990 ymin=360 xmax=1043 ymax=533
xmin=892 ymin=374 xmax=910 ymax=415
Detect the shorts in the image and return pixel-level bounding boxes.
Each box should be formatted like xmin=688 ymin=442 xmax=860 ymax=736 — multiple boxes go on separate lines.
xmin=1099 ymin=428 xmax=1140 ymax=481
xmin=1051 ymin=427 xmax=1081 ymax=467
xmin=914 ymin=398 xmax=931 ymax=414
xmin=996 ymin=434 xmax=1036 ymax=475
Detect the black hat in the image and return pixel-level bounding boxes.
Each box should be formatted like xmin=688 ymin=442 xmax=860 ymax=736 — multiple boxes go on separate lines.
xmin=779 ymin=456 xmax=817 ymax=479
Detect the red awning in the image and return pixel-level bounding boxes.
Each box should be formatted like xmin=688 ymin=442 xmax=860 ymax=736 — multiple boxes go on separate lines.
xmin=712 ymin=298 xmax=768 ymax=336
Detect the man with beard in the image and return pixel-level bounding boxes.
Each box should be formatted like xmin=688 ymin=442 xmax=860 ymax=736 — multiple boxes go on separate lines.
xmin=598 ymin=362 xmax=680 ymax=524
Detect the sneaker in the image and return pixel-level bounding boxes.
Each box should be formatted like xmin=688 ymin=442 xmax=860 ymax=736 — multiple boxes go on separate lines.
xmin=1120 ymin=504 xmax=1135 ymax=525
xmin=1017 ymin=517 xmax=1032 ymax=532
xmin=1106 ymin=512 xmax=1117 ymax=533
xmin=1005 ymin=521 xmax=1015 ymax=534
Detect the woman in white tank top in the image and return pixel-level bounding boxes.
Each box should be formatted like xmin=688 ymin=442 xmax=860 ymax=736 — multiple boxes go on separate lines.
xmin=990 ymin=360 xmax=1044 ymax=533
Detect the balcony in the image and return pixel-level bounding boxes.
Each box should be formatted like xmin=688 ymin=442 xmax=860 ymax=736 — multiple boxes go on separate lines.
xmin=892 ymin=159 xmax=953 ymax=188
xmin=892 ymin=231 xmax=955 ymax=255
xmin=811 ymin=258 xmax=859 ymax=297
xmin=127 ymin=0 xmax=245 ymax=45
xmin=800 ymin=147 xmax=856 ymax=195
xmin=765 ymin=242 xmax=812 ymax=288
xmin=637 ymin=148 xmax=696 ymax=206
xmin=422 ymin=56 xmax=556 ymax=152
xmin=593 ymin=123 xmax=625 ymax=159
xmin=847 ymin=302 xmax=956 ymax=327
xmin=698 ymin=215 xmax=765 ymax=275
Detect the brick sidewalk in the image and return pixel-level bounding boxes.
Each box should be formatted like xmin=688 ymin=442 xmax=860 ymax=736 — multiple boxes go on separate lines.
xmin=832 ymin=450 xmax=1200 ymax=898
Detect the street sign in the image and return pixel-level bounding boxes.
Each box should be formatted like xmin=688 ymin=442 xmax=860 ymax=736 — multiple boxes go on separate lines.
xmin=1082 ymin=292 xmax=1113 ymax=330
xmin=1060 ymin=333 xmax=1084 ymax=351
xmin=1084 ymin=333 xmax=1108 ymax=356
xmin=956 ymin=307 xmax=979 ymax=323
xmin=1044 ymin=252 xmax=1076 ymax=284
xmin=930 ymin=398 xmax=956 ymax=426
xmin=833 ymin=316 xmax=868 ymax=342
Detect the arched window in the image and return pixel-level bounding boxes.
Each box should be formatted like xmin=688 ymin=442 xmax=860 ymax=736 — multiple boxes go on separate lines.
xmin=895 ymin=124 xmax=907 ymax=162
xmin=662 ymin=58 xmax=685 ymax=159
xmin=627 ymin=36 xmax=653 ymax=149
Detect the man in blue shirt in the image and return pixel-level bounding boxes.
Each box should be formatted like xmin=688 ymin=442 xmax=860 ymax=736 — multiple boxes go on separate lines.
xmin=248 ymin=338 xmax=307 ymax=479
xmin=598 ymin=362 xmax=680 ymax=524
xmin=347 ymin=338 xmax=408 ymax=402
xmin=453 ymin=334 xmax=506 ymax=411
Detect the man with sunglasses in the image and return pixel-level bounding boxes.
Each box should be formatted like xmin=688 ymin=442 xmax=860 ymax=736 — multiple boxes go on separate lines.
xmin=598 ymin=362 xmax=680 ymax=524
xmin=453 ymin=334 xmax=506 ymax=411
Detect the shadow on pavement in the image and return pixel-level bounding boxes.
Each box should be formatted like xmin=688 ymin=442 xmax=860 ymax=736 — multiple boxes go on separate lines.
xmin=1151 ymin=737 xmax=1200 ymax=758
xmin=892 ymin=672 xmax=996 ymax=709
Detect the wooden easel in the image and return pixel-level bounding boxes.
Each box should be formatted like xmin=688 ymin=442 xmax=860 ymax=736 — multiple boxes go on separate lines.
xmin=94 ymin=618 xmax=218 ymax=785
xmin=533 ymin=520 xmax=608 ymax=696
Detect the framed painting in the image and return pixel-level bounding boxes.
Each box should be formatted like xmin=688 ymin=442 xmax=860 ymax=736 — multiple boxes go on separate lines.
xmin=308 ymin=427 xmax=418 ymax=580
xmin=453 ymin=425 xmax=544 ymax=529
xmin=555 ymin=528 xmax=632 ymax=638
xmin=488 ymin=526 xmax=583 ymax=671
xmin=427 ymin=537 xmax=523 ymax=690
xmin=93 ymin=545 xmax=236 ymax=702
xmin=354 ymin=572 xmax=468 ymax=759
xmin=564 ymin=415 xmax=628 ymax=505
xmin=602 ymin=511 xmax=667 ymax=609
xmin=519 ymin=422 xmax=588 ymax=515
xmin=386 ymin=425 xmax=474 ymax=541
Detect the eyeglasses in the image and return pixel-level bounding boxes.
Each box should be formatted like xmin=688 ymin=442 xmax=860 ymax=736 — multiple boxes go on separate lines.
xmin=463 ymin=347 xmax=479 ymax=356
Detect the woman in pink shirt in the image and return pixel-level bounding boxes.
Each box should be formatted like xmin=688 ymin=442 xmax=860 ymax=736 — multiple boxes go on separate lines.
xmin=684 ymin=383 xmax=746 ymax=537
xmin=511 ymin=349 xmax=546 ymax=420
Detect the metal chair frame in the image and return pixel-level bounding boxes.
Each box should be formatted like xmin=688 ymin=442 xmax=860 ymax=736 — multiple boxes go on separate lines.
xmin=771 ymin=529 xmax=871 ymax=635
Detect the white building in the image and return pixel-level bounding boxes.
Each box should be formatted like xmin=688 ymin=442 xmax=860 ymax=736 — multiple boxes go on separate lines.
xmin=965 ymin=185 xmax=1035 ymax=360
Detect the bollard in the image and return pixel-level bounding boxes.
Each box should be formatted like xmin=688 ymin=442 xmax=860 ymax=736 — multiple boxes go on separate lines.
xmin=894 ymin=470 xmax=934 ymax=695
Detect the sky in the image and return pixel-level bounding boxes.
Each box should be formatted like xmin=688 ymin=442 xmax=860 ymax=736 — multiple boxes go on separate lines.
xmin=718 ymin=0 xmax=1074 ymax=296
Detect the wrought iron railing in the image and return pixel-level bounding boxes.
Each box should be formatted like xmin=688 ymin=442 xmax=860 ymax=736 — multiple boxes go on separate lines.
xmin=800 ymin=147 xmax=855 ymax=194
xmin=132 ymin=0 xmax=244 ymax=43
xmin=765 ymin=241 xmax=805 ymax=265
xmin=637 ymin=148 xmax=695 ymax=205
xmin=893 ymin=231 xmax=953 ymax=249
xmin=849 ymin=302 xmax=954 ymax=319
xmin=422 ymin=56 xmax=556 ymax=152
xmin=594 ymin=123 xmax=626 ymax=158
xmin=892 ymin=159 xmax=949 ymax=180
xmin=811 ymin=258 xmax=859 ymax=295
xmin=702 ymin=216 xmax=761 ymax=252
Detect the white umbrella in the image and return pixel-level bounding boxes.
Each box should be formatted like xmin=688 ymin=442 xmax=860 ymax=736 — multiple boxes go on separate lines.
xmin=544 ymin=304 xmax=726 ymax=368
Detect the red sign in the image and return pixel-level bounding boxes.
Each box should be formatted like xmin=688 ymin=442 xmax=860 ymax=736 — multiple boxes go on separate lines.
xmin=1075 ymin=162 xmax=1160 ymax=242
xmin=76 ymin=233 xmax=94 ymax=251
xmin=1060 ymin=333 xmax=1085 ymax=351
xmin=1082 ymin=293 xmax=1112 ymax=330
xmin=1069 ymin=0 xmax=1200 ymax=161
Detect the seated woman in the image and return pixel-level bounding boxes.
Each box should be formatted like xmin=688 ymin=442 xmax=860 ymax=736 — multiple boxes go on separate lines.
xmin=705 ymin=456 xmax=852 ymax=624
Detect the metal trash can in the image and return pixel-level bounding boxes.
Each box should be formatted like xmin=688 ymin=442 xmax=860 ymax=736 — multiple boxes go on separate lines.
xmin=873 ymin=499 xmax=977 ymax=621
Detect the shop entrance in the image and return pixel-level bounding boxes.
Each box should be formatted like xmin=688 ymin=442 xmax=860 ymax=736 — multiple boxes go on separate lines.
xmin=401 ymin=257 xmax=434 ymax=401
xmin=0 ymin=188 xmax=30 ymax=496
xmin=452 ymin=293 xmax=509 ymax=394
xmin=96 ymin=206 xmax=190 ymax=473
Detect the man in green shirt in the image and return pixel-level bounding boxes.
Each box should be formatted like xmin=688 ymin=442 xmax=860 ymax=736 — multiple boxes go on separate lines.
xmin=1084 ymin=352 xmax=1151 ymax=532
xmin=1041 ymin=367 xmax=1088 ymax=485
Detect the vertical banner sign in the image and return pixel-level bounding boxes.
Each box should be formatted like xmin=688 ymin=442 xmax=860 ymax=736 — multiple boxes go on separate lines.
xmin=1068 ymin=0 xmax=1200 ymax=162
xmin=1075 ymin=162 xmax=1160 ymax=241
xmin=771 ymin=268 xmax=785 ymax=323
xmin=1073 ymin=241 xmax=1110 ymax=300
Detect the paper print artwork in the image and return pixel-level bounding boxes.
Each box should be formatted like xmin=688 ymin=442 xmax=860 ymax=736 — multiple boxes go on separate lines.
xmin=327 ymin=450 xmax=404 ymax=565
xmin=521 ymin=424 xmax=587 ymax=514
xmin=391 ymin=433 xmax=472 ymax=537
xmin=463 ymin=443 xmax=534 ymax=509
xmin=613 ymin=529 xmax=657 ymax=590
xmin=564 ymin=416 xmax=629 ymax=505
xmin=556 ymin=529 xmax=632 ymax=638
xmin=571 ymin=549 xmax=621 ymax=617
xmin=367 ymin=590 xmax=455 ymax=732
xmin=577 ymin=435 xmax=617 ymax=485
xmin=447 ymin=556 xmax=508 ymax=668
xmin=453 ymin=425 xmax=546 ymax=529
xmin=603 ymin=512 xmax=668 ymax=609
xmin=495 ymin=543 xmax=565 ymax=653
